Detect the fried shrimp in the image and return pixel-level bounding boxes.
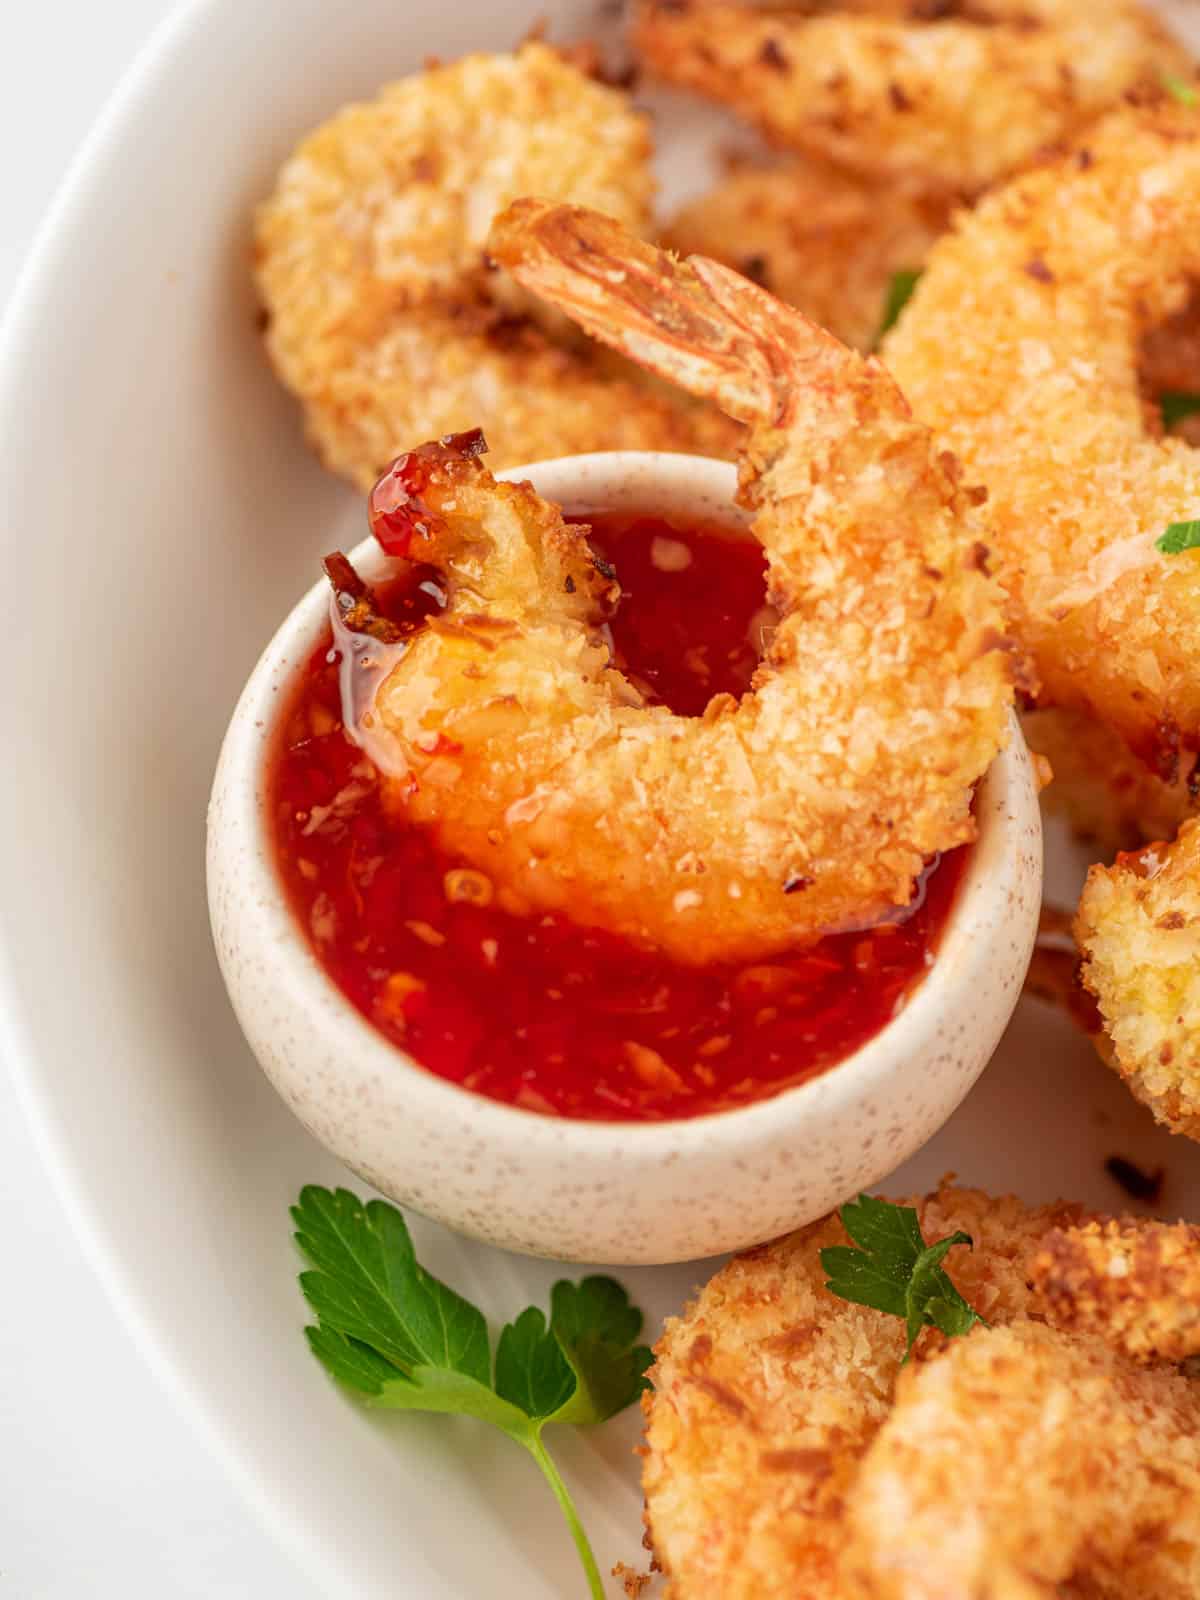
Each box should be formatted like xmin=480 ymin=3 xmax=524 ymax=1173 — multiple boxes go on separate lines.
xmin=254 ymin=45 xmax=731 ymax=490
xmin=884 ymin=103 xmax=1200 ymax=776
xmin=633 ymin=0 xmax=1189 ymax=194
xmin=642 ymin=1185 xmax=1085 ymax=1600
xmin=843 ymin=1320 xmax=1200 ymax=1600
xmin=1022 ymin=707 xmax=1198 ymax=853
xmin=353 ymin=203 xmax=1012 ymax=965
xmin=1076 ymin=819 xmax=1200 ymax=1139
xmin=1031 ymin=1218 xmax=1200 ymax=1363
xmin=661 ymin=157 xmax=955 ymax=352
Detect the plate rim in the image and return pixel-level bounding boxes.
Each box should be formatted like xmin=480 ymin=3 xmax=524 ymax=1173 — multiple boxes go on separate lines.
xmin=0 ymin=2 xmax=425 ymax=1593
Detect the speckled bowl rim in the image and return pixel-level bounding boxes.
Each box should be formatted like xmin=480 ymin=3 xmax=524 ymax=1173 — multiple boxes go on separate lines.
xmin=209 ymin=449 xmax=1038 ymax=1156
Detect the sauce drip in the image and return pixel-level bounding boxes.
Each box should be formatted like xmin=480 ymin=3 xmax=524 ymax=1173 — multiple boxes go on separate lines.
xmin=269 ymin=510 xmax=966 ymax=1122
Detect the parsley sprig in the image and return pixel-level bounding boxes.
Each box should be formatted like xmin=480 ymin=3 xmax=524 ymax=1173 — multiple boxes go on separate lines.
xmin=1158 ymin=519 xmax=1200 ymax=556
xmin=820 ymin=1193 xmax=987 ymax=1360
xmin=1164 ymin=71 xmax=1199 ymax=108
xmin=294 ymin=1187 xmax=652 ymax=1599
xmin=1160 ymin=392 xmax=1200 ymax=431
xmin=875 ymin=269 xmax=923 ymax=347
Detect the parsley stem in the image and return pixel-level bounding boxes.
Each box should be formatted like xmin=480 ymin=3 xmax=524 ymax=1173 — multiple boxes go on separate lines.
xmin=527 ymin=1433 xmax=605 ymax=1600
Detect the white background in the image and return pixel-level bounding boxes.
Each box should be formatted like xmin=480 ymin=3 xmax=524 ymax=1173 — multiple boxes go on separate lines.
xmin=1 ymin=6 xmax=322 ymax=1594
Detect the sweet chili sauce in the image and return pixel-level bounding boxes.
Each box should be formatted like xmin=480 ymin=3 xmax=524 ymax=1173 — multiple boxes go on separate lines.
xmin=268 ymin=508 xmax=966 ymax=1123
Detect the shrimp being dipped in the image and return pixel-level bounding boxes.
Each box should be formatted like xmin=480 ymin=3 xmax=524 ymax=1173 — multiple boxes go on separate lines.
xmin=254 ymin=45 xmax=732 ymax=490
xmin=1076 ymin=819 xmax=1200 ymax=1140
xmin=1031 ymin=1218 xmax=1200 ymax=1364
xmin=885 ymin=102 xmax=1200 ymax=778
xmin=353 ymin=203 xmax=1013 ymax=966
xmin=662 ymin=156 xmax=956 ymax=353
xmin=633 ymin=0 xmax=1190 ymax=195
xmin=843 ymin=1320 xmax=1200 ymax=1600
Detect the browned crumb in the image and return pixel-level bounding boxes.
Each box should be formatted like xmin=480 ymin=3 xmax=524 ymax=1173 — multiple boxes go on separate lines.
xmin=612 ymin=1561 xmax=652 ymax=1597
xmin=1031 ymin=1217 xmax=1200 ymax=1363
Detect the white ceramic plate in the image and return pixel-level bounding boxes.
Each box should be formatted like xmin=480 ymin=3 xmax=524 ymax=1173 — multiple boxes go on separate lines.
xmin=3 ymin=2 xmax=1200 ymax=1596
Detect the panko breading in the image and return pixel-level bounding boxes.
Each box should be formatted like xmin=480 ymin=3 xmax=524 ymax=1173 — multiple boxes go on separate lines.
xmin=633 ymin=0 xmax=1190 ymax=194
xmin=661 ymin=158 xmax=956 ymax=352
xmin=1031 ymin=1218 xmax=1200 ymax=1363
xmin=642 ymin=1185 xmax=1085 ymax=1600
xmin=360 ymin=202 xmax=1015 ymax=965
xmin=885 ymin=104 xmax=1200 ymax=775
xmin=1022 ymin=706 xmax=1198 ymax=853
xmin=1076 ymin=819 xmax=1200 ymax=1139
xmin=842 ymin=1321 xmax=1200 ymax=1599
xmin=254 ymin=45 xmax=732 ymax=489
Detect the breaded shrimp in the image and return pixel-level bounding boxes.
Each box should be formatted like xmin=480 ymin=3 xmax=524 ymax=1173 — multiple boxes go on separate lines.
xmin=1022 ymin=707 xmax=1198 ymax=853
xmin=349 ymin=203 xmax=1013 ymax=965
xmin=1031 ymin=1218 xmax=1200 ymax=1363
xmin=661 ymin=157 xmax=956 ymax=352
xmin=885 ymin=103 xmax=1200 ymax=776
xmin=843 ymin=1321 xmax=1200 ymax=1599
xmin=642 ymin=1185 xmax=1086 ymax=1600
xmin=1076 ymin=819 xmax=1200 ymax=1139
xmin=254 ymin=45 xmax=732 ymax=490
xmin=633 ymin=0 xmax=1190 ymax=194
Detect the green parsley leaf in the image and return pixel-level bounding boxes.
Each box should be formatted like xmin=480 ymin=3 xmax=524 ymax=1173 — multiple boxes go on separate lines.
xmin=1163 ymin=71 xmax=1199 ymax=108
xmin=1158 ymin=519 xmax=1200 ymax=556
xmin=1160 ymin=392 xmax=1200 ymax=430
xmin=547 ymin=1276 xmax=653 ymax=1425
xmin=293 ymin=1187 xmax=650 ymax=1600
xmin=820 ymin=1193 xmax=987 ymax=1361
xmin=875 ymin=268 xmax=922 ymax=346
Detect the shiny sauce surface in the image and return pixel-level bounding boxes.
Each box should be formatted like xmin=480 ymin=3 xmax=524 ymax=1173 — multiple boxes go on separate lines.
xmin=268 ymin=511 xmax=965 ymax=1122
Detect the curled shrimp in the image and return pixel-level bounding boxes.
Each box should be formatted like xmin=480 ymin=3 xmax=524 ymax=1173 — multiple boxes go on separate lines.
xmin=843 ymin=1320 xmax=1200 ymax=1599
xmin=254 ymin=44 xmax=732 ymax=491
xmin=633 ymin=0 xmax=1190 ymax=194
xmin=351 ymin=203 xmax=1012 ymax=966
xmin=642 ymin=1184 xmax=1086 ymax=1600
xmin=1075 ymin=818 xmax=1200 ymax=1140
xmin=884 ymin=102 xmax=1200 ymax=777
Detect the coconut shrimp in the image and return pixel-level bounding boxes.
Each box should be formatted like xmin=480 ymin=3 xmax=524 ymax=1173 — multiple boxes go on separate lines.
xmin=661 ymin=156 xmax=956 ymax=353
xmin=642 ymin=1185 xmax=1086 ymax=1600
xmin=885 ymin=103 xmax=1200 ymax=777
xmin=633 ymin=0 xmax=1190 ymax=195
xmin=843 ymin=1320 xmax=1200 ymax=1600
xmin=1022 ymin=707 xmax=1199 ymax=853
xmin=351 ymin=203 xmax=1012 ymax=966
xmin=1031 ymin=1218 xmax=1200 ymax=1364
xmin=254 ymin=45 xmax=732 ymax=491
xmin=1076 ymin=819 xmax=1200 ymax=1140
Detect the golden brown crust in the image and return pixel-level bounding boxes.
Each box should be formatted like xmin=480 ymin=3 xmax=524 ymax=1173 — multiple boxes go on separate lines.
xmin=1022 ymin=706 xmax=1198 ymax=853
xmin=1030 ymin=1218 xmax=1200 ymax=1363
xmin=1076 ymin=818 xmax=1200 ymax=1139
xmin=633 ymin=0 xmax=1190 ymax=192
xmin=642 ymin=1184 xmax=1086 ymax=1600
xmin=661 ymin=157 xmax=956 ymax=352
xmin=886 ymin=104 xmax=1200 ymax=768
xmin=358 ymin=202 xmax=1016 ymax=963
xmin=842 ymin=1320 xmax=1200 ymax=1599
xmin=254 ymin=44 xmax=734 ymax=488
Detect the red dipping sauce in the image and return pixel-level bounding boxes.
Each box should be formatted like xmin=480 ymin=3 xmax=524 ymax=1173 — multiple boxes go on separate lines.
xmin=268 ymin=511 xmax=966 ymax=1123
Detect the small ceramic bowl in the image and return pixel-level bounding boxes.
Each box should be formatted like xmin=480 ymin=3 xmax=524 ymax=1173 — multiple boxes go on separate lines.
xmin=207 ymin=451 xmax=1042 ymax=1265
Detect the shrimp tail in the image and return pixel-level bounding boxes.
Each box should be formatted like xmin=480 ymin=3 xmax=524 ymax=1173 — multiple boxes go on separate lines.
xmin=489 ymin=197 xmax=886 ymax=428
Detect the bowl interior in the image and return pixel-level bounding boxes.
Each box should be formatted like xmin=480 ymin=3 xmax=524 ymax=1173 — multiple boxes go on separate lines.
xmin=3 ymin=1 xmax=1200 ymax=1597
